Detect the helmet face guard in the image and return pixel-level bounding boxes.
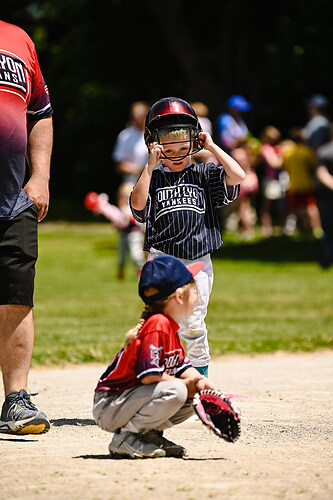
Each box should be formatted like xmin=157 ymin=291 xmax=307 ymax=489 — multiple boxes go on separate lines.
xmin=144 ymin=98 xmax=203 ymax=161
xmin=150 ymin=124 xmax=202 ymax=161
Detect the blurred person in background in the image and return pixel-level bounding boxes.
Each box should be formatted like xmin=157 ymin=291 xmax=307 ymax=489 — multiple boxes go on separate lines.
xmin=231 ymin=138 xmax=259 ymax=238
xmin=315 ymin=123 xmax=333 ymax=269
xmin=283 ymin=127 xmax=322 ymax=236
xmin=112 ymin=101 xmax=150 ymax=186
xmin=217 ymin=94 xmax=252 ymax=154
xmin=303 ymin=94 xmax=330 ymax=152
xmin=258 ymin=126 xmax=288 ymax=236
xmin=216 ymin=95 xmax=252 ymax=233
xmin=84 ymin=184 xmax=146 ymax=280
xmin=191 ymin=101 xmax=213 ymax=135
xmin=191 ymin=101 xmax=216 ymax=164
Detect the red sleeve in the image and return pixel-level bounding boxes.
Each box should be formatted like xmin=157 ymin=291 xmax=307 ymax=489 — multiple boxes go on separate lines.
xmin=136 ymin=328 xmax=166 ymax=380
xmin=27 ymin=44 xmax=52 ymax=121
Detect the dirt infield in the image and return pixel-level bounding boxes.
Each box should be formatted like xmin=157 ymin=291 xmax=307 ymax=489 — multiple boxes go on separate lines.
xmin=0 ymin=350 xmax=332 ymax=500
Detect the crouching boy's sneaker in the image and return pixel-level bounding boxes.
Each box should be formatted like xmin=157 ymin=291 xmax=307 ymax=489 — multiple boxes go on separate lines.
xmin=0 ymin=389 xmax=50 ymax=435
xmin=144 ymin=429 xmax=187 ymax=458
xmin=109 ymin=429 xmax=166 ymax=459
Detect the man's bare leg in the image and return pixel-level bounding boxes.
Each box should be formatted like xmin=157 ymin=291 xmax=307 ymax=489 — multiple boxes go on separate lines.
xmin=0 ymin=304 xmax=49 ymax=434
xmin=0 ymin=305 xmax=34 ymax=396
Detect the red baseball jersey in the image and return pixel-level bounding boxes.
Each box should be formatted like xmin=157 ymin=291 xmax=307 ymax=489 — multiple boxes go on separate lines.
xmin=95 ymin=313 xmax=192 ymax=394
xmin=0 ymin=20 xmax=53 ymax=218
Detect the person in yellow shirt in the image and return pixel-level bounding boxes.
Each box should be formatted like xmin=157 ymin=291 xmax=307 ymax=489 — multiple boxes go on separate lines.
xmin=283 ymin=128 xmax=321 ymax=235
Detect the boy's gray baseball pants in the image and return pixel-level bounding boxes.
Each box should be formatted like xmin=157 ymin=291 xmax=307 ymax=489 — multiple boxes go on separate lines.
xmin=93 ymin=380 xmax=194 ymax=434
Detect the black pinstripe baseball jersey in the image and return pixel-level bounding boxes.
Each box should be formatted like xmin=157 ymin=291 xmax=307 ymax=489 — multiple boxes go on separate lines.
xmin=130 ymin=162 xmax=240 ymax=260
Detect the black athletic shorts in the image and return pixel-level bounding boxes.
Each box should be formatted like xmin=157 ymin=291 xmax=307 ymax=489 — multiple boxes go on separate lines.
xmin=0 ymin=204 xmax=38 ymax=307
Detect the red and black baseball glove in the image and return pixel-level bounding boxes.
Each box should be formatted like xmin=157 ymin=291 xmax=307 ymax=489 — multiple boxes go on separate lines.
xmin=193 ymin=390 xmax=241 ymax=442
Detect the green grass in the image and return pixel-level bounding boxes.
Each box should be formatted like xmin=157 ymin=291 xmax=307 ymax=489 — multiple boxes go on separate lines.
xmin=32 ymin=222 xmax=333 ymax=366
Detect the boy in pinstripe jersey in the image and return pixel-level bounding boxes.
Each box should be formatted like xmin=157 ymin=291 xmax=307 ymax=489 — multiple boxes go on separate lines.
xmin=130 ymin=98 xmax=245 ymax=376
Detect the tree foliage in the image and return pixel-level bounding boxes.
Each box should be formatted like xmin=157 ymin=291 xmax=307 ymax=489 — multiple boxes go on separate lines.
xmin=2 ymin=0 xmax=333 ymax=218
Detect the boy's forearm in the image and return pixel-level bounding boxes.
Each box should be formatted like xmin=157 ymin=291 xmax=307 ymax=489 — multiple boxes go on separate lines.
xmin=180 ymin=367 xmax=217 ymax=396
xmin=131 ymin=163 xmax=153 ymax=210
xmin=141 ymin=373 xmax=176 ymax=384
xmin=208 ymin=143 xmax=246 ymax=185
xmin=180 ymin=367 xmax=204 ymax=381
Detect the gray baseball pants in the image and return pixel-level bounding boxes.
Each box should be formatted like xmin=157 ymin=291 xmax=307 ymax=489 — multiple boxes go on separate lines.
xmin=93 ymin=380 xmax=194 ymax=434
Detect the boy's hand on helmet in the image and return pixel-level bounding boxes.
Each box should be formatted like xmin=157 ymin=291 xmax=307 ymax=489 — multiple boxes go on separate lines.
xmin=148 ymin=142 xmax=163 ymax=168
xmin=198 ymin=132 xmax=214 ymax=150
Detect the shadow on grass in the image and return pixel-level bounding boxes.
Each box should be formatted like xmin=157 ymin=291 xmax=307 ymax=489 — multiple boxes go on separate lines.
xmin=214 ymin=235 xmax=320 ymax=262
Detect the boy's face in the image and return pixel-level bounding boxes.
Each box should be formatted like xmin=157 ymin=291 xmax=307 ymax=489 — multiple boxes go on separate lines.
xmin=160 ymin=132 xmax=192 ymax=171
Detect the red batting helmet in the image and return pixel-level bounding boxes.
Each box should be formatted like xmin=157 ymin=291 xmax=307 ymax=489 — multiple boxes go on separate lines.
xmin=144 ymin=97 xmax=203 ymax=160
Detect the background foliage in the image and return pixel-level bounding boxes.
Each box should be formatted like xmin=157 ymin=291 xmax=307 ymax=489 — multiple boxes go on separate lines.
xmin=2 ymin=0 xmax=333 ymax=218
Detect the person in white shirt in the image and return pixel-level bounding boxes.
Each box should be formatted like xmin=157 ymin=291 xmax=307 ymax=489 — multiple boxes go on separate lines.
xmin=112 ymin=101 xmax=150 ymax=186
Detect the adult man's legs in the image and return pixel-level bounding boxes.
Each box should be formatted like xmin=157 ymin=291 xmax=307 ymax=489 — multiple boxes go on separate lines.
xmin=0 ymin=206 xmax=50 ymax=434
xmin=0 ymin=305 xmax=34 ymax=395
xmin=0 ymin=305 xmax=50 ymax=434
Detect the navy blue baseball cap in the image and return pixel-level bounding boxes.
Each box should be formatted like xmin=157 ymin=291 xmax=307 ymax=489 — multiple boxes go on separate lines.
xmin=227 ymin=94 xmax=252 ymax=112
xmin=139 ymin=255 xmax=204 ymax=304
xmin=306 ymin=94 xmax=328 ymax=109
